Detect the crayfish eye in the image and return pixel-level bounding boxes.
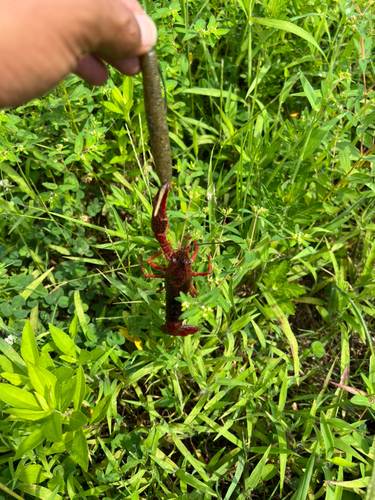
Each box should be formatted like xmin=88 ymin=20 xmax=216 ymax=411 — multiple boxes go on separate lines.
xmin=172 ymin=258 xmax=176 ymax=263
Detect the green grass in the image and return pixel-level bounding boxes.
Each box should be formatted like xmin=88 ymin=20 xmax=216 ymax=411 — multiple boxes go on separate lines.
xmin=1 ymin=0 xmax=375 ymax=498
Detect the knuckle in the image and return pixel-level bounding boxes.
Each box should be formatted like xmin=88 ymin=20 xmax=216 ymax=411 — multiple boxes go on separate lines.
xmin=114 ymin=10 xmax=140 ymax=55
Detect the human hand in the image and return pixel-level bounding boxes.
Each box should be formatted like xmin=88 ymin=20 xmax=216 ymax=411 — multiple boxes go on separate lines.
xmin=0 ymin=0 xmax=157 ymax=108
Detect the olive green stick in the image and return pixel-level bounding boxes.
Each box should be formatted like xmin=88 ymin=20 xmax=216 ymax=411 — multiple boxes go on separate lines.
xmin=141 ymin=50 xmax=173 ymax=190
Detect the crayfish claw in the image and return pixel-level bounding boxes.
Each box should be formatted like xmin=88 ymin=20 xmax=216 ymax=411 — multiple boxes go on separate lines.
xmin=161 ymin=323 xmax=199 ymax=337
xmin=151 ymin=183 xmax=173 ymax=257
xmin=152 ymin=183 xmax=169 ymax=221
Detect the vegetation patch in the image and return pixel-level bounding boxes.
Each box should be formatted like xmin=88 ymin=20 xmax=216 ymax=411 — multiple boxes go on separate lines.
xmin=1 ymin=0 xmax=375 ymax=498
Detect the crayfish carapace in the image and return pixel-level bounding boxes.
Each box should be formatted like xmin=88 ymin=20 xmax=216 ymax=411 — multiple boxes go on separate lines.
xmin=141 ymin=185 xmax=212 ymax=336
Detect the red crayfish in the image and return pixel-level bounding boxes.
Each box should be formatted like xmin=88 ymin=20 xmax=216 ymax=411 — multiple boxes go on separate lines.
xmin=141 ymin=184 xmax=212 ymax=336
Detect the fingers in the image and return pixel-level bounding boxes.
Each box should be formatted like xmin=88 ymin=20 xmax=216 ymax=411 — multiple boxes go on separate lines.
xmin=91 ymin=0 xmax=157 ymax=59
xmin=77 ymin=0 xmax=157 ymax=82
xmin=76 ymin=54 xmax=142 ymax=84
xmin=0 ymin=0 xmax=157 ymax=108
xmin=104 ymin=57 xmax=141 ymax=76
xmin=75 ymin=55 xmax=109 ymax=85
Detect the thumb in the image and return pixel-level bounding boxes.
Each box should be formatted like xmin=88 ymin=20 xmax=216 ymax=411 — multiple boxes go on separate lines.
xmin=89 ymin=0 xmax=157 ymax=59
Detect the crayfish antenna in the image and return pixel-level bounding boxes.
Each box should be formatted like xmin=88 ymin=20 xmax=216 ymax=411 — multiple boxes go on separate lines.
xmin=181 ymin=235 xmax=191 ymax=250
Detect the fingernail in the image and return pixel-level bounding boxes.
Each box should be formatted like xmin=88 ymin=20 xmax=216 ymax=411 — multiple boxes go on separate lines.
xmin=135 ymin=14 xmax=157 ymax=52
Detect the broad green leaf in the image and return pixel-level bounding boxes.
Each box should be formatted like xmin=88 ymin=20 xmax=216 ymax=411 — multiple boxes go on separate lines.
xmin=249 ymin=17 xmax=325 ymax=58
xmin=73 ymin=365 xmax=86 ymax=411
xmin=224 ymin=452 xmax=245 ymax=500
xmin=299 ymin=71 xmax=320 ymax=111
xmin=176 ymin=87 xmax=246 ymax=104
xmin=66 ymin=256 xmax=106 ymax=265
xmin=326 ymin=476 xmax=370 ymax=488
xmin=19 ymin=268 xmax=54 ymax=301
xmin=18 ymin=464 xmax=50 ymax=484
xmin=320 ymin=411 xmax=334 ymax=459
xmin=329 ymin=457 xmax=357 ymax=467
xmin=44 ymin=410 xmax=62 ymax=442
xmin=339 ymin=147 xmax=351 ymax=174
xmin=81 ymin=485 xmax=110 ymax=497
xmin=1 ymin=372 xmax=29 ymax=385
xmin=0 ymin=383 xmax=40 ymax=410
xmin=0 ymin=163 xmax=36 ymax=199
xmin=17 ymin=482 xmax=62 ymax=500
xmin=111 ymin=86 xmax=124 ymax=109
xmin=246 ymin=60 xmax=272 ymax=98
xmin=336 ymin=286 xmax=374 ymax=355
xmin=0 ymin=337 xmax=26 ymax=369
xmin=90 ymin=394 xmax=112 ymax=425
xmin=149 ymin=454 xmax=175 ymax=473
xmin=247 ymin=445 xmax=271 ymax=489
xmin=230 ymin=312 xmax=254 ymax=334
xmin=176 ymin=470 xmax=217 ymax=497
xmin=74 ymin=133 xmax=84 ymax=154
xmin=250 ymin=319 xmax=266 ymax=348
xmin=351 ymin=395 xmax=371 ymax=407
xmin=183 ymin=336 xmax=205 ymax=386
xmin=21 ymin=321 xmax=39 ymax=365
xmin=74 ymin=290 xmax=88 ymax=338
xmin=102 ymin=101 xmax=123 ymax=114
xmin=73 ymin=428 xmax=89 ymax=471
xmin=47 ymin=431 xmax=74 ymax=455
xmin=278 ymin=369 xmax=288 ymax=414
xmin=280 ymin=73 xmax=300 ymax=104
xmin=365 ymin=455 xmax=375 ymax=500
xmin=311 ymin=341 xmax=325 ymax=358
xmin=263 ymin=291 xmax=300 ymax=381
xmin=48 ymin=244 xmax=71 ymax=256
xmin=67 ymin=411 xmax=87 ymax=431
xmin=291 ymin=442 xmax=317 ymax=500
xmin=69 ymin=314 xmax=78 ymax=340
xmin=49 ymin=211 xmax=125 ymax=238
xmin=172 ymin=434 xmax=208 ymax=481
xmin=27 ymin=362 xmax=57 ymax=406
xmin=303 ymin=113 xmax=345 ymax=160
xmin=363 ymin=240 xmax=375 ymax=278
xmin=60 ymin=376 xmax=77 ymax=413
xmin=216 ymin=378 xmax=252 ymax=390
xmin=5 ymin=408 xmax=51 ymax=421
xmin=211 ymin=448 xmax=242 ymax=482
xmin=15 ymin=427 xmax=45 ymax=460
xmin=332 ymin=437 xmax=371 ymax=465
xmin=198 ymin=414 xmax=243 ymax=449
xmin=276 ymin=426 xmax=287 ymax=494
xmin=49 ymin=323 xmax=76 ymax=358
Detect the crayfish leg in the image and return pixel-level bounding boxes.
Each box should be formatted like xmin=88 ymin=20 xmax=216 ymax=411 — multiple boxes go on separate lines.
xmin=140 ymin=257 xmax=165 ymax=279
xmin=192 ymin=254 xmax=212 ymax=277
xmin=190 ymin=241 xmax=199 ymax=263
xmin=189 ymin=284 xmax=198 ymax=298
xmin=149 ymin=262 xmax=168 ymax=272
xmin=145 ymin=251 xmax=168 ymax=272
xmin=147 ymin=250 xmax=163 ymax=262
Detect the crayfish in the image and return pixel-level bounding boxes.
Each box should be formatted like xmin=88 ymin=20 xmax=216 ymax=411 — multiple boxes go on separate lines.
xmin=141 ymin=185 xmax=212 ymax=336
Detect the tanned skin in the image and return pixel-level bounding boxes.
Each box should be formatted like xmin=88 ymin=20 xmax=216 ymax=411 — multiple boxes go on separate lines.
xmin=0 ymin=0 xmax=157 ymax=108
